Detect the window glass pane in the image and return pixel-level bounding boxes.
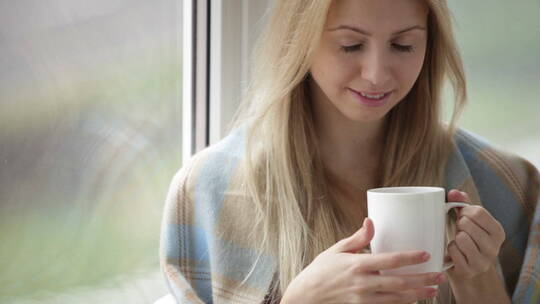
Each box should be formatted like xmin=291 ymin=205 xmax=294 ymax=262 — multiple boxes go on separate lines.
xmin=0 ymin=0 xmax=182 ymax=302
xmin=447 ymin=0 xmax=540 ymax=167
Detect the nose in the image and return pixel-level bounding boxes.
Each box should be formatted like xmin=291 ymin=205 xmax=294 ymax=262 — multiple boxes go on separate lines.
xmin=360 ymin=48 xmax=392 ymax=88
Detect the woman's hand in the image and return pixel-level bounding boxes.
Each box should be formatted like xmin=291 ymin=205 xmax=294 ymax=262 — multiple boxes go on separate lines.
xmin=445 ymin=190 xmax=506 ymax=280
xmin=280 ymin=218 xmax=446 ymax=304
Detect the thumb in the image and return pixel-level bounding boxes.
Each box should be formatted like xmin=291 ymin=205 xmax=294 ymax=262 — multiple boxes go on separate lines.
xmin=331 ymin=217 xmax=374 ymax=253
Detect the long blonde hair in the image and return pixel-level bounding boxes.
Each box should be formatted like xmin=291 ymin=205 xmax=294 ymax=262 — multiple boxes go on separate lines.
xmin=231 ymin=0 xmax=467 ymax=298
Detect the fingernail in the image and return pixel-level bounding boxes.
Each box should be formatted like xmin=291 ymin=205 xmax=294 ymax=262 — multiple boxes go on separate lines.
xmin=437 ymin=273 xmax=446 ymax=283
xmin=422 ymin=252 xmax=430 ymax=261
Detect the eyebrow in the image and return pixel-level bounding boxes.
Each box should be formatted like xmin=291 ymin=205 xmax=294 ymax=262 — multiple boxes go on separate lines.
xmin=327 ymin=25 xmax=426 ymax=36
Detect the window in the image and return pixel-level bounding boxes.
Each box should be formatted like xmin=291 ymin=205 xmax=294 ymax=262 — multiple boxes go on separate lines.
xmin=208 ymin=0 xmax=269 ymax=144
xmin=447 ymin=0 xmax=540 ymax=168
xmin=0 ymin=1 xmax=182 ymax=302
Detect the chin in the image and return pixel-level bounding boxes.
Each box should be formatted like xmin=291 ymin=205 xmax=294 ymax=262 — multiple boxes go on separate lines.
xmin=345 ymin=112 xmax=389 ymax=124
xmin=348 ymin=98 xmax=403 ymax=123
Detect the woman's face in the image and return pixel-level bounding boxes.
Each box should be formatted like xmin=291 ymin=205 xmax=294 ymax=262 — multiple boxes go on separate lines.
xmin=309 ymin=0 xmax=429 ymax=123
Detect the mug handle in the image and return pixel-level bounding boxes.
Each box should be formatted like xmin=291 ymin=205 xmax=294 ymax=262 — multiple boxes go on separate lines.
xmin=442 ymin=202 xmax=470 ymax=271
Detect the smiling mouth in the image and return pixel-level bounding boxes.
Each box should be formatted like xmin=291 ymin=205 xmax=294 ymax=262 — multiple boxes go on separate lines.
xmin=349 ymin=88 xmax=393 ymax=100
xmin=349 ymin=88 xmax=393 ymax=107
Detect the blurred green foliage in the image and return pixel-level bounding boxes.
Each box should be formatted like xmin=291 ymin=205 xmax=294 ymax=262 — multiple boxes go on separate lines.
xmin=0 ymin=48 xmax=182 ymax=302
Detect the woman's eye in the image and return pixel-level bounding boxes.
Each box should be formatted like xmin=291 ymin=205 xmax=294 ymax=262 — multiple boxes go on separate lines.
xmin=340 ymin=44 xmax=363 ymax=53
xmin=392 ymin=43 xmax=414 ymax=53
xmin=340 ymin=43 xmax=415 ymax=53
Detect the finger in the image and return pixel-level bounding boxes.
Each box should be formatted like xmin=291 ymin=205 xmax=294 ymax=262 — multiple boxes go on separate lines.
xmin=444 ymin=254 xmax=451 ymax=264
xmin=459 ymin=206 xmax=505 ymax=241
xmin=353 ymin=250 xmax=430 ymax=272
xmin=457 ymin=215 xmax=497 ymax=257
xmin=448 ymin=240 xmax=468 ymax=273
xmin=362 ymin=272 xmax=445 ymax=292
xmin=447 ymin=189 xmax=471 ymax=203
xmin=332 ymin=217 xmax=374 ymax=253
xmin=455 ymin=231 xmax=490 ymax=273
xmin=370 ymin=287 xmax=438 ymax=304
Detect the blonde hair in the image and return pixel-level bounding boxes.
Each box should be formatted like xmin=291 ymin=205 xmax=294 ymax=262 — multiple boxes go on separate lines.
xmin=231 ymin=0 xmax=467 ymax=299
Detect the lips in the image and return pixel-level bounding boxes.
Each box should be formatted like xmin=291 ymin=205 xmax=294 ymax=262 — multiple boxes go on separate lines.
xmin=350 ymin=89 xmax=392 ymax=99
xmin=349 ymin=88 xmax=393 ymax=107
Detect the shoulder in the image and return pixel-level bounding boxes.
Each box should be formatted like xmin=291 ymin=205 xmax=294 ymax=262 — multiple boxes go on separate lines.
xmin=167 ymin=126 xmax=246 ymax=204
xmin=453 ymin=128 xmax=538 ymax=191
xmin=451 ymin=130 xmax=540 ymax=304
xmin=452 ymin=128 xmax=539 ymax=215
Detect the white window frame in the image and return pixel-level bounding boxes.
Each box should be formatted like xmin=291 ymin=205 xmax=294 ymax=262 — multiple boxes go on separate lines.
xmin=183 ymin=0 xmax=210 ymax=163
xmin=209 ymin=0 xmax=270 ymax=144
xmin=183 ymin=0 xmax=269 ymax=162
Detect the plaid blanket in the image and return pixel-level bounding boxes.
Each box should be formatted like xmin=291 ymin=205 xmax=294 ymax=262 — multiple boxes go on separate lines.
xmin=160 ymin=127 xmax=540 ymax=303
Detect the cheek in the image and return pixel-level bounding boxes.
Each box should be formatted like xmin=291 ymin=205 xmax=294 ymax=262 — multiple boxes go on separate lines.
xmin=335 ymin=60 xmax=358 ymax=87
xmin=397 ymin=55 xmax=426 ymax=88
xmin=312 ymin=53 xmax=354 ymax=94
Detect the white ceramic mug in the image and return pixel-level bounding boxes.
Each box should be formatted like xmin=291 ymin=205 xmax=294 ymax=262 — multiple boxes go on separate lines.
xmin=367 ymin=187 xmax=469 ymax=275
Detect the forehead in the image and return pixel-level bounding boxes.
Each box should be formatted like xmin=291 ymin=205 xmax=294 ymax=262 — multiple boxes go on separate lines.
xmin=326 ymin=0 xmax=429 ymax=32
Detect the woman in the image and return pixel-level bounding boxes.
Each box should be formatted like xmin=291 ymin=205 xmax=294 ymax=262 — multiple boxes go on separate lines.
xmin=160 ymin=0 xmax=540 ymax=303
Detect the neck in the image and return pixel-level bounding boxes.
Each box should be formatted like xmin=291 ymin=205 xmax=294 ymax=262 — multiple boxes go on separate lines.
xmin=310 ymin=90 xmax=387 ymax=188
xmin=315 ymin=117 xmax=386 ymax=166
